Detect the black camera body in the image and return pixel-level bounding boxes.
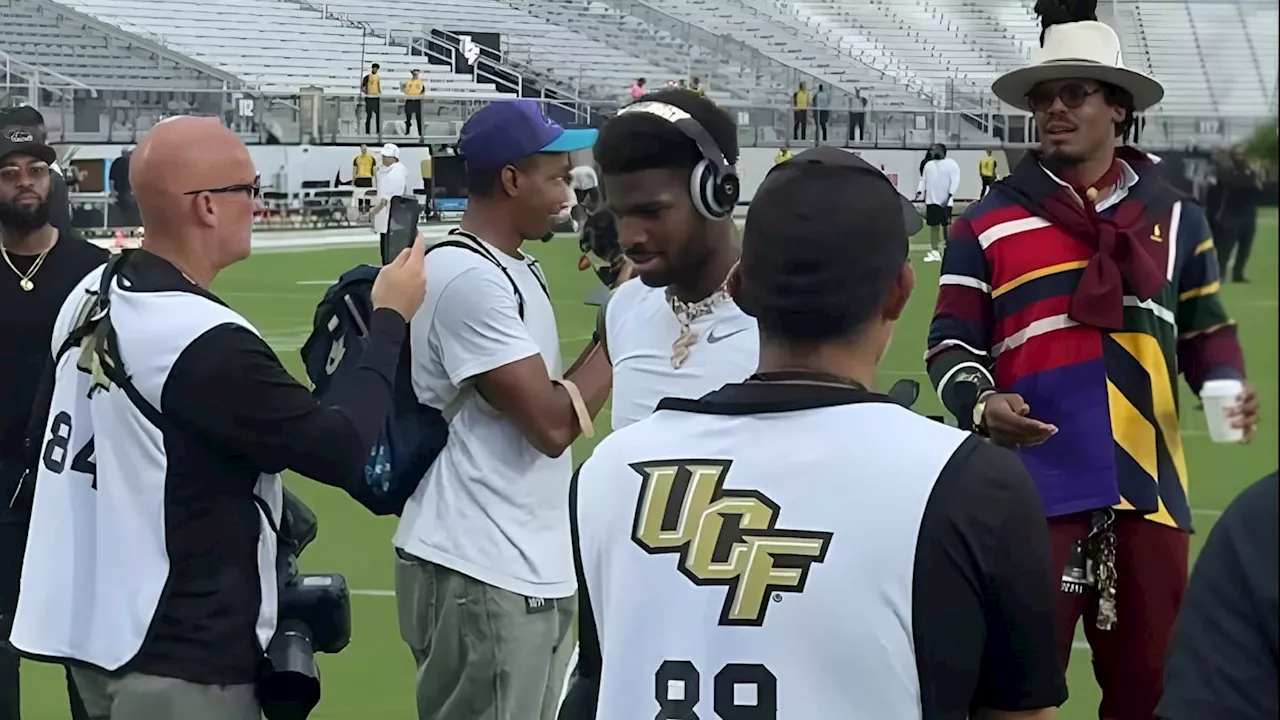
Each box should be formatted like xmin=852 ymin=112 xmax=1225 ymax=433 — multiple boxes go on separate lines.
xmin=257 ymin=490 xmax=352 ymax=720
xmin=579 ymin=211 xmax=625 ymax=287
xmin=886 ymin=379 xmax=947 ymax=425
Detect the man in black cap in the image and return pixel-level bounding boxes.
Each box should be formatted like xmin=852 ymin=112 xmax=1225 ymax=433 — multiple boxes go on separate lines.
xmin=559 ymin=146 xmax=1066 ymax=719
xmin=0 ymin=108 xmax=71 ymax=235
xmin=0 ymin=127 xmax=104 ymax=720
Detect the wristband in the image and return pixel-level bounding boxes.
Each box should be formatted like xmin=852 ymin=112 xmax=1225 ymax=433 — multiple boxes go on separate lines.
xmin=554 ymin=378 xmax=595 ymax=439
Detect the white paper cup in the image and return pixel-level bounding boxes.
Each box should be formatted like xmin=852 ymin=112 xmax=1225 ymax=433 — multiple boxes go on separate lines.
xmin=1200 ymin=379 xmax=1245 ymax=443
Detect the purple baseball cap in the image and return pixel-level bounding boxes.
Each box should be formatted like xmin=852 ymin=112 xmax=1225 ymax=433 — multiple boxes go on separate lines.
xmin=459 ymin=99 xmax=598 ymax=170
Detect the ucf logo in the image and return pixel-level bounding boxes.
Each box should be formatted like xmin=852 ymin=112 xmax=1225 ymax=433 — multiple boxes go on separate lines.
xmin=630 ymin=460 xmax=832 ymax=627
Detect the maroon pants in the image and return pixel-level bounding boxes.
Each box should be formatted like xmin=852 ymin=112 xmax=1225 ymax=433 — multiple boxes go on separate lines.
xmin=1048 ymin=511 xmax=1189 ymax=720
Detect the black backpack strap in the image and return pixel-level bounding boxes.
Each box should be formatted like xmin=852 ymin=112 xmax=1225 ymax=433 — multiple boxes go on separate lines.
xmin=439 ymin=230 xmax=530 ymax=319
xmin=447 ymin=228 xmax=552 ymax=304
xmin=524 ymin=258 xmax=551 ymax=302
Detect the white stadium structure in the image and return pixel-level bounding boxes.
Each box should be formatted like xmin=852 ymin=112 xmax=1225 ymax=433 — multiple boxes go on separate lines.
xmin=2 ymin=0 xmax=1275 ymax=148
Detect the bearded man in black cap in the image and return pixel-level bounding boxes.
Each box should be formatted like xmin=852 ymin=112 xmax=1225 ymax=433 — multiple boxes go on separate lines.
xmin=0 ymin=127 xmax=104 ymax=720
xmin=560 ymin=146 xmax=1065 ymax=720
xmin=0 ymin=107 xmax=71 ymax=234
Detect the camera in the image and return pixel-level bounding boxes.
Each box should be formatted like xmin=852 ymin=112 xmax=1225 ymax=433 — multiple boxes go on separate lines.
xmin=886 ymin=378 xmax=947 ymax=425
xmin=257 ymin=489 xmax=352 ymax=720
xmin=579 ymin=211 xmax=626 ymax=287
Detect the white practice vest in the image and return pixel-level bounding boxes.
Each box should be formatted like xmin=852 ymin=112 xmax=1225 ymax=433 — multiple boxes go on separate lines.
xmin=574 ymin=399 xmax=969 ymax=718
xmin=10 ymin=266 xmax=283 ymax=671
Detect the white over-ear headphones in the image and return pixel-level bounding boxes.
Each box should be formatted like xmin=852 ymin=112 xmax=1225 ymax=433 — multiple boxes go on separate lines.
xmin=616 ymin=101 xmax=740 ymax=220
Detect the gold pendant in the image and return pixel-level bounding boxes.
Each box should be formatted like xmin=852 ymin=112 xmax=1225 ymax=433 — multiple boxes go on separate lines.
xmin=671 ymin=328 xmax=699 ymax=369
xmin=19 ymin=277 xmax=33 ymax=292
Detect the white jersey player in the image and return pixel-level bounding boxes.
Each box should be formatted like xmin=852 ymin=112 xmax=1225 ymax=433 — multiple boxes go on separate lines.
xmin=560 ymin=147 xmax=1066 ymax=720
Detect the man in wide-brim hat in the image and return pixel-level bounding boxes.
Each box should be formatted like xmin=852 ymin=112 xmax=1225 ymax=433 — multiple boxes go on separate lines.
xmin=925 ymin=5 xmax=1260 ymax=718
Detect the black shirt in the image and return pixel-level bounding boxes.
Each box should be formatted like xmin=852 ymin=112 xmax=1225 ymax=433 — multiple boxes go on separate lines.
xmin=562 ymin=382 xmax=1068 ymax=719
xmin=48 ymin=169 xmax=71 ymax=234
xmin=1216 ymin=164 xmax=1263 ymax=217
xmin=1158 ymin=472 xmax=1279 ymax=720
xmin=0 ymin=235 xmax=106 ymax=495
xmin=52 ymin=251 xmax=407 ymax=685
xmin=108 ymin=155 xmax=132 ymax=198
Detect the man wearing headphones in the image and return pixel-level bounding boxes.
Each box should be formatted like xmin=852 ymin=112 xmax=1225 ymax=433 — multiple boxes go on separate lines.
xmin=593 ymin=90 xmax=756 ymax=430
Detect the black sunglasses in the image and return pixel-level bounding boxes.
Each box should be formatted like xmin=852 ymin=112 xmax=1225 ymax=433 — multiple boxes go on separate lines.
xmin=183 ymin=176 xmax=261 ymax=199
xmin=1026 ymin=83 xmax=1104 ymax=113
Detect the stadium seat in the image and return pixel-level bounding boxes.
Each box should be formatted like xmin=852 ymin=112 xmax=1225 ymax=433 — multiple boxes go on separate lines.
xmin=3 ymin=0 xmax=1274 ymax=147
xmin=37 ymin=0 xmax=513 ymax=95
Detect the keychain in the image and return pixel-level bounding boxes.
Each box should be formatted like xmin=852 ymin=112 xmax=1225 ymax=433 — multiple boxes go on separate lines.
xmin=1089 ymin=509 xmax=1118 ymax=630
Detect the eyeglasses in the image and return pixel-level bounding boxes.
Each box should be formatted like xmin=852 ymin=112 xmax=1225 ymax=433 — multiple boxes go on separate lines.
xmin=1026 ymin=83 xmax=1104 ymax=113
xmin=183 ymin=176 xmax=260 ymax=199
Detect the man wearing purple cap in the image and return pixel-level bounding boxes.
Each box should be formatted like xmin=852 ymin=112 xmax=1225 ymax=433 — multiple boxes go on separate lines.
xmin=392 ymin=100 xmax=610 ymax=720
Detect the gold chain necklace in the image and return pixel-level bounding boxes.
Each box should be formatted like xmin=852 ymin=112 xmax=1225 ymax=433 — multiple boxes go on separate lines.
xmin=665 ymin=276 xmax=732 ymax=369
xmin=1 ymin=242 xmax=52 ymax=292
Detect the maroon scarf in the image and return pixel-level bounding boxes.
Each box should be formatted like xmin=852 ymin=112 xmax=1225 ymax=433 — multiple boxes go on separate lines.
xmin=996 ymin=147 xmax=1173 ymax=330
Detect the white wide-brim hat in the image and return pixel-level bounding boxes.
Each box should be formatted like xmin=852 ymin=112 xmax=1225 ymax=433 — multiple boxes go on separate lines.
xmin=993 ymin=21 xmax=1164 ymax=112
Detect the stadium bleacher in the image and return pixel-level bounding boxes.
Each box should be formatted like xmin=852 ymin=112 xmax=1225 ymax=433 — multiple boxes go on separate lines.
xmin=317 ymin=0 xmax=691 ymax=102
xmin=786 ymin=0 xmax=1031 ymax=98
xmin=1127 ymin=0 xmax=1272 ymax=117
xmin=48 ymin=0 xmax=512 ymax=96
xmin=1 ymin=0 xmax=229 ymax=90
xmin=1 ymin=0 xmax=1275 ymax=144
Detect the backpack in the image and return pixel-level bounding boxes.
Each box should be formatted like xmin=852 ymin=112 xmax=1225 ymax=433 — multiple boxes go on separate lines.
xmin=299 ymin=232 xmax=536 ymax=516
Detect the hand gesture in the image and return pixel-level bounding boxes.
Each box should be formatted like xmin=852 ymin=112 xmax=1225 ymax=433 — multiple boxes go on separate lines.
xmin=981 ymin=393 xmax=1058 ymax=448
xmin=1228 ymin=380 xmax=1261 ymax=443
xmin=371 ymin=232 xmax=427 ymax=321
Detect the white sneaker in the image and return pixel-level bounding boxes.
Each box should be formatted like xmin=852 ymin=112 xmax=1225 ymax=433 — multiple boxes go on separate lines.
xmin=923 ymin=249 xmax=942 ymax=263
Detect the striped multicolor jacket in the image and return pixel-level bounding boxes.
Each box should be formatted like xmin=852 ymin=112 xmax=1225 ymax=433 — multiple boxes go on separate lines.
xmin=926 ymin=161 xmax=1245 ymax=531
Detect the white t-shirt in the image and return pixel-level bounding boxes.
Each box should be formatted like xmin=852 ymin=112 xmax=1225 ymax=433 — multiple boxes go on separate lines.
xmin=917 ymin=157 xmax=961 ymax=207
xmin=373 ymin=161 xmax=409 ymax=233
xmin=605 ymin=279 xmax=758 ymax=430
xmin=570 ymin=166 xmax=598 ymax=191
xmin=395 ymin=236 xmax=575 ymax=599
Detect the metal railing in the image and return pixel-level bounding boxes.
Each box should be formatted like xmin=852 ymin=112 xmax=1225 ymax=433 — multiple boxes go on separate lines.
xmin=4 ymin=83 xmax=1271 ymax=151
xmin=302 ymin=0 xmax=593 ymax=120
xmin=0 ymin=50 xmax=96 ymax=99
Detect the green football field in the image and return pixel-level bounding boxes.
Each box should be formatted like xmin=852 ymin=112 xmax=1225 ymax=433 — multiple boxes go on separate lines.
xmin=20 ymin=210 xmax=1279 ymax=719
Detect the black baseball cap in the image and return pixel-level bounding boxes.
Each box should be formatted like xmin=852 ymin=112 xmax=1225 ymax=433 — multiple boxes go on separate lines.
xmin=741 ymin=146 xmax=921 ymax=332
xmin=1 ymin=106 xmax=45 ymax=126
xmin=0 ymin=127 xmax=56 ymax=165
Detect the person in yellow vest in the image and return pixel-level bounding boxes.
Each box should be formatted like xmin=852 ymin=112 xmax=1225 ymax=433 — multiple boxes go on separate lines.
xmin=689 ymin=76 xmax=707 ymax=98
xmin=353 ymin=144 xmax=376 ymax=212
xmin=420 ymin=148 xmax=434 ymax=220
xmin=775 ymin=145 xmax=794 ymax=165
xmin=792 ymin=82 xmax=811 ymax=141
xmin=978 ymin=149 xmax=998 ymax=198
xmin=361 ymin=62 xmax=382 ymax=135
xmin=403 ymin=69 xmax=425 ymax=137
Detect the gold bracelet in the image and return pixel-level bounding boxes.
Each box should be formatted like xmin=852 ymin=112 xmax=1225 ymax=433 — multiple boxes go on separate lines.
xmin=554 ymin=378 xmax=595 ymax=439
